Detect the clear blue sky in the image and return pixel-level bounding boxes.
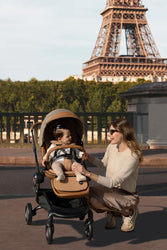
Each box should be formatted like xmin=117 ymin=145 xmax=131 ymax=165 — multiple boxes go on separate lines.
xmin=0 ymin=0 xmax=166 ymax=81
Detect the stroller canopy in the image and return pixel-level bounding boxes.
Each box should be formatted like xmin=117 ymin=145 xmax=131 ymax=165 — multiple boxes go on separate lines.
xmin=39 ymin=109 xmax=84 ymax=147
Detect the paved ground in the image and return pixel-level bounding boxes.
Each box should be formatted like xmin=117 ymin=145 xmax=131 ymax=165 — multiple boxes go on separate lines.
xmin=0 ymin=146 xmax=167 ymax=249
xmin=0 ymin=196 xmax=167 ymax=250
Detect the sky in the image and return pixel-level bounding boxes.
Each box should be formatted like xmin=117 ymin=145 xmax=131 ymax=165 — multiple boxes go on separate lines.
xmin=0 ymin=0 xmax=166 ymax=82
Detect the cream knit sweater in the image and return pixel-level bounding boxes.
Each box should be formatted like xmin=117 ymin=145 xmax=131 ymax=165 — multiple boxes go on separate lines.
xmin=91 ymin=144 xmax=139 ymax=193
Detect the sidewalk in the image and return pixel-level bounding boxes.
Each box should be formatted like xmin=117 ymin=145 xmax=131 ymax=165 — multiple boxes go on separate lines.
xmin=0 ymin=147 xmax=167 ymax=249
xmin=0 ymin=147 xmax=167 ymax=167
xmin=0 ymin=196 xmax=167 ymax=250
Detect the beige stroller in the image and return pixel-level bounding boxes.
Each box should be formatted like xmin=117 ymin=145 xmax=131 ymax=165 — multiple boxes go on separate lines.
xmin=25 ymin=109 xmax=93 ymax=244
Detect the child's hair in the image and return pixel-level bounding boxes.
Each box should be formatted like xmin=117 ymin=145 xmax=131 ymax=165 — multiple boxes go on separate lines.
xmin=53 ymin=125 xmax=69 ymax=140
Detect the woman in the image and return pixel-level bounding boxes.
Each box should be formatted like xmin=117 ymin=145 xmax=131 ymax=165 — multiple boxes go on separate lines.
xmin=73 ymin=118 xmax=143 ymax=232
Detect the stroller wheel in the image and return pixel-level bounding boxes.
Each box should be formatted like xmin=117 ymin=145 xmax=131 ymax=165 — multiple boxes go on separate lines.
xmin=25 ymin=203 xmax=32 ymax=225
xmin=45 ymin=225 xmax=54 ymax=244
xmin=84 ymin=219 xmax=93 ymax=240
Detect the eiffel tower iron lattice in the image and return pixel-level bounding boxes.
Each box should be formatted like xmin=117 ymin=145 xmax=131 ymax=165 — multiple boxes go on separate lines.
xmin=82 ymin=0 xmax=167 ymax=83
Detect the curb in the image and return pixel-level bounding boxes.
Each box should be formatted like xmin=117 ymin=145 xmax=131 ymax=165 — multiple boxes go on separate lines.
xmin=140 ymin=158 xmax=167 ymax=167
xmin=0 ymin=147 xmax=167 ymax=167
xmin=0 ymin=156 xmax=40 ymax=166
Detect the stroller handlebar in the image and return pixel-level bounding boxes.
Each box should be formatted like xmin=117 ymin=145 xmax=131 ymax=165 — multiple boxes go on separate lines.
xmin=31 ymin=121 xmax=42 ymax=131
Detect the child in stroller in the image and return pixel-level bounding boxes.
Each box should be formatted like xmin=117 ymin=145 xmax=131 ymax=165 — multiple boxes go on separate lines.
xmin=42 ymin=124 xmax=86 ymax=182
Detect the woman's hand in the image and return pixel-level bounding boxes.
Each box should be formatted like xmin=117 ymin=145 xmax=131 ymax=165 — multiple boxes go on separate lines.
xmin=72 ymin=162 xmax=87 ymax=175
xmin=72 ymin=162 xmax=99 ymax=182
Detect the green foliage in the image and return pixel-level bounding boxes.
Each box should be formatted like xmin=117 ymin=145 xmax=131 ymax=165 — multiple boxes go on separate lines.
xmin=0 ymin=77 xmax=151 ymax=113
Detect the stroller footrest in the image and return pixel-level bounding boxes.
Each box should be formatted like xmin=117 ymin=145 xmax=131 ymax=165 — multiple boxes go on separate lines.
xmin=51 ymin=176 xmax=89 ymax=199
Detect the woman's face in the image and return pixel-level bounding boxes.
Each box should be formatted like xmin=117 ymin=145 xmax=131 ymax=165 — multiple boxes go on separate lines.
xmin=108 ymin=125 xmax=123 ymax=145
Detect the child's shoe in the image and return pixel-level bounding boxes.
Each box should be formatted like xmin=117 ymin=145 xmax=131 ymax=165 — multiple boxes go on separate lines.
xmin=76 ymin=173 xmax=87 ymax=182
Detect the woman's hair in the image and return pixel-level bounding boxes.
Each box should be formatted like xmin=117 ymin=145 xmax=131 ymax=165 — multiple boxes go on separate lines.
xmin=111 ymin=118 xmax=143 ymax=162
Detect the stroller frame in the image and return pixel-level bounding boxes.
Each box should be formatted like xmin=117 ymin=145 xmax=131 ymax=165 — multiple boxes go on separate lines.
xmin=25 ymin=109 xmax=94 ymax=244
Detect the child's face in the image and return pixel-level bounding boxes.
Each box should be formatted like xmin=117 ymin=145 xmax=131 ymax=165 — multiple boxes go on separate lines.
xmin=59 ymin=129 xmax=72 ymax=145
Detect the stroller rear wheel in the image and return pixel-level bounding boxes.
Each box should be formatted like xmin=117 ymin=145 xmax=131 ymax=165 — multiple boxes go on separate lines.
xmin=45 ymin=224 xmax=54 ymax=244
xmin=25 ymin=203 xmax=32 ymax=225
xmin=84 ymin=218 xmax=93 ymax=240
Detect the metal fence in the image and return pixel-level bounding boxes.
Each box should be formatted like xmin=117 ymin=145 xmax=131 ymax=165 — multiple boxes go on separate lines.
xmin=0 ymin=112 xmax=148 ymax=145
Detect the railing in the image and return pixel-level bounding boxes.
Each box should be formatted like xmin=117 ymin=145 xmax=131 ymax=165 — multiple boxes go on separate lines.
xmin=0 ymin=112 xmax=148 ymax=145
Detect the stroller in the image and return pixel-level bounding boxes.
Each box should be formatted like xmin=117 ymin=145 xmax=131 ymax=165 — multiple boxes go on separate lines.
xmin=25 ymin=109 xmax=93 ymax=244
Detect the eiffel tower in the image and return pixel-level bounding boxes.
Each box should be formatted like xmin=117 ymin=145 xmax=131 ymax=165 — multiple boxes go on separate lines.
xmin=82 ymin=0 xmax=167 ymax=83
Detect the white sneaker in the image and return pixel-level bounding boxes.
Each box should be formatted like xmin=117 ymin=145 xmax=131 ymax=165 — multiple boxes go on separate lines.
xmin=121 ymin=209 xmax=138 ymax=232
xmin=105 ymin=212 xmax=117 ymax=229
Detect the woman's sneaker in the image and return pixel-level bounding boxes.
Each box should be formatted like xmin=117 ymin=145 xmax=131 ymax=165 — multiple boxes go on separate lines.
xmin=105 ymin=212 xmax=117 ymax=229
xmin=121 ymin=209 xmax=138 ymax=232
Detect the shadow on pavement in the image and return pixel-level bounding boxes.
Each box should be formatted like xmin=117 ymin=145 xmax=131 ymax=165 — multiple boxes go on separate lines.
xmin=27 ymin=206 xmax=167 ymax=247
xmin=86 ymin=208 xmax=167 ymax=247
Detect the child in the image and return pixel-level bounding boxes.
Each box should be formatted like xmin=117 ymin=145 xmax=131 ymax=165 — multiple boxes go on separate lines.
xmin=42 ymin=125 xmax=86 ymax=182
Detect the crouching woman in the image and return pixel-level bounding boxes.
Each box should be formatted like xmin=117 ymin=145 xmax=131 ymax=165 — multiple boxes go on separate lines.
xmin=73 ymin=118 xmax=143 ymax=232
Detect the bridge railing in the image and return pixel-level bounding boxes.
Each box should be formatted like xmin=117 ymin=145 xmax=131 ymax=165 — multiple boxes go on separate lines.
xmin=0 ymin=112 xmax=148 ymax=145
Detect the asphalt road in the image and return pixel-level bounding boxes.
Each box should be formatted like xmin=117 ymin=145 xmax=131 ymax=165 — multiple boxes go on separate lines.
xmin=1 ymin=165 xmax=167 ymax=199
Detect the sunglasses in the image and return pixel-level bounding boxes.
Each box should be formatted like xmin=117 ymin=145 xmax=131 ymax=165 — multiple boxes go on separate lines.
xmin=109 ymin=129 xmax=119 ymax=135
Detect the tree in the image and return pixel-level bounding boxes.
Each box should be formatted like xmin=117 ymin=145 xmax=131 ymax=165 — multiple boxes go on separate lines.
xmin=0 ymin=78 xmax=151 ymax=113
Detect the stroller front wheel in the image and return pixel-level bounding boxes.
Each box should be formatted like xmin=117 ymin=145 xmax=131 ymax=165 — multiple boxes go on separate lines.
xmin=45 ymin=224 xmax=54 ymax=244
xmin=25 ymin=203 xmax=32 ymax=225
xmin=84 ymin=218 xmax=93 ymax=240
